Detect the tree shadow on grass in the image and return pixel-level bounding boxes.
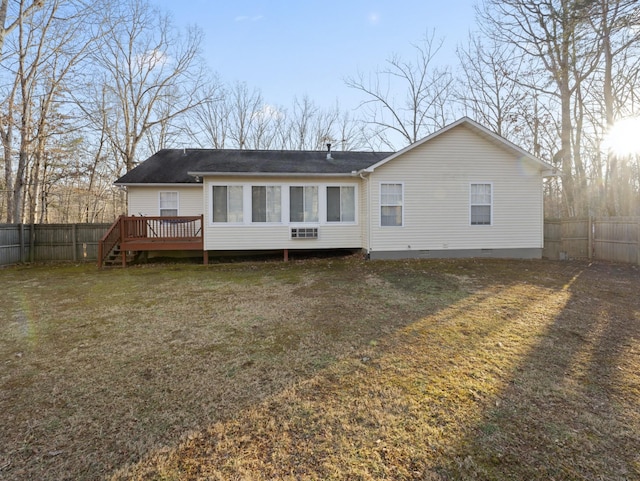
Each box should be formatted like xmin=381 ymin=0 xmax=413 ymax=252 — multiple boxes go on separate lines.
xmin=107 ymin=259 xmax=588 ymax=480
xmin=9 ymin=260 xmax=633 ymax=481
xmin=1 ymin=259 xmax=477 ymax=481
xmin=438 ymin=262 xmax=640 ymax=480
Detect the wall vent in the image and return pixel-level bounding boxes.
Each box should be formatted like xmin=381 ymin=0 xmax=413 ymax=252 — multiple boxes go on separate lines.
xmin=291 ymin=227 xmax=318 ymax=239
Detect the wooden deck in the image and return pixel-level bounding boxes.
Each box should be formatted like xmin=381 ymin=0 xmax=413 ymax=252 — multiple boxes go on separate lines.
xmin=98 ymin=215 xmax=206 ymax=267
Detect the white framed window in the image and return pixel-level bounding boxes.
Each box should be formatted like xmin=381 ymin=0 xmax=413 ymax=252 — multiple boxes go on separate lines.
xmin=289 ymin=186 xmax=318 ymax=223
xmin=470 ymin=183 xmax=492 ymax=225
xmin=252 ymin=186 xmax=282 ymax=223
xmin=212 ymin=185 xmax=243 ymax=223
xmin=380 ymin=183 xmax=403 ymax=227
xmin=326 ymin=186 xmax=355 ymax=223
xmin=159 ymin=191 xmax=178 ymax=216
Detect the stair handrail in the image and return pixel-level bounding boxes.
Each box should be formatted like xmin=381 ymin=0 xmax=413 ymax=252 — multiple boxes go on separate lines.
xmin=98 ymin=215 xmax=124 ymax=268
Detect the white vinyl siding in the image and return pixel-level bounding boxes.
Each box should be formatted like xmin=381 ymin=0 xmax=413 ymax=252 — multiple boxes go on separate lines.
xmin=159 ymin=191 xmax=178 ymax=216
xmin=327 ymin=186 xmax=355 ymax=223
xmin=127 ymin=186 xmax=201 ymax=217
xmin=380 ymin=183 xmax=403 ymax=226
xmin=367 ymin=124 xmax=544 ymax=253
xmin=470 ymin=183 xmax=492 ymax=225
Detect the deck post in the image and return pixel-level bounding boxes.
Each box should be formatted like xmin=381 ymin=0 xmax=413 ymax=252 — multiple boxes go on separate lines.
xmin=203 ymin=250 xmax=208 ymax=265
xmin=284 ymin=249 xmax=289 ymax=262
xmin=120 ymin=216 xmax=126 ymax=267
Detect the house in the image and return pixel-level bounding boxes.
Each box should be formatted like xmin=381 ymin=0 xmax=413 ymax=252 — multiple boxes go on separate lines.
xmin=101 ymin=117 xmax=554 ymax=266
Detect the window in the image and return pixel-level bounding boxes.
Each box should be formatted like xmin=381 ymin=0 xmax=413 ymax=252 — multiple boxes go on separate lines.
xmin=159 ymin=191 xmax=178 ymax=216
xmin=380 ymin=183 xmax=403 ymax=226
xmin=252 ymin=186 xmax=281 ymax=223
xmin=327 ymin=186 xmax=355 ymax=222
xmin=289 ymin=186 xmax=318 ymax=222
xmin=470 ymin=183 xmax=492 ymax=225
xmin=212 ymin=185 xmax=243 ymax=223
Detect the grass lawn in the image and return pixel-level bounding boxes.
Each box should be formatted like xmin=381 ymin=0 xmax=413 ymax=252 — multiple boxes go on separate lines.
xmin=1 ymin=257 xmax=639 ymax=480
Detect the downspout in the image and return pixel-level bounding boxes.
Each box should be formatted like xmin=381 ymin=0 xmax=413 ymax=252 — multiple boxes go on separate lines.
xmin=359 ymin=171 xmax=372 ymax=258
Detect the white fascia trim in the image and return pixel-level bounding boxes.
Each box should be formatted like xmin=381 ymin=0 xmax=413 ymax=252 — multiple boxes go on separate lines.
xmin=357 ymin=117 xmax=554 ymax=174
xmin=115 ymin=183 xmax=201 ymax=187
xmin=189 ymin=171 xmax=360 ymax=178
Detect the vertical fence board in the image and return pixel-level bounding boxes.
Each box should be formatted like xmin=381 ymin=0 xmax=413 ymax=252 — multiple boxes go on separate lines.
xmin=562 ymin=218 xmax=589 ymax=259
xmin=543 ymin=217 xmax=639 ymax=265
xmin=0 ymin=223 xmax=111 ymax=266
xmin=543 ymin=220 xmax=562 ymax=260
xmin=2 ymin=219 xmax=639 ymax=266
xmin=593 ymin=218 xmax=639 ymax=265
xmin=0 ymin=224 xmax=21 ymax=266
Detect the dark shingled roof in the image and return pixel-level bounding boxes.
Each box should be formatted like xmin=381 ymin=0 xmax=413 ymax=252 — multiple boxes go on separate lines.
xmin=115 ymin=149 xmax=393 ymax=184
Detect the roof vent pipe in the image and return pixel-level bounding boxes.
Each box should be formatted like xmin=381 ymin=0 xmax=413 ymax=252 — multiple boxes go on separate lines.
xmin=326 ymin=143 xmax=332 ymax=160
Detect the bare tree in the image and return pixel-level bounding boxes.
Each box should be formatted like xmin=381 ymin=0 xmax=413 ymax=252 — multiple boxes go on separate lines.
xmin=0 ymin=53 xmax=19 ymax=221
xmin=478 ymin=0 xmax=601 ymax=216
xmin=346 ymin=30 xmax=454 ymax=148
xmin=227 ymin=81 xmax=263 ymax=150
xmin=185 ymin=77 xmax=228 ymax=148
xmin=286 ymin=95 xmax=320 ymax=150
xmin=0 ymin=0 xmax=43 ymax=59
xmin=88 ymin=0 xmax=206 ymax=173
xmin=586 ymin=0 xmax=640 ymax=215
xmin=455 ymin=35 xmax=526 ymax=139
xmin=0 ymin=0 xmax=95 ymax=222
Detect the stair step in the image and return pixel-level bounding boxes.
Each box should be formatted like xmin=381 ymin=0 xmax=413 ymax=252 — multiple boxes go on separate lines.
xmin=101 ymin=244 xmax=135 ymax=267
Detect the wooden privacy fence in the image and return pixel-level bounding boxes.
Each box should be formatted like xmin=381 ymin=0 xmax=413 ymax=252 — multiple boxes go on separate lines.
xmin=0 ymin=223 xmax=111 ymax=266
xmin=544 ymin=217 xmax=640 ymax=265
xmin=2 ymin=218 xmax=639 ymax=267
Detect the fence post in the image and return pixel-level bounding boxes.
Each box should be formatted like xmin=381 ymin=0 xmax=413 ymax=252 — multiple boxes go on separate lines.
xmin=72 ymin=223 xmax=78 ymax=262
xmin=587 ymin=214 xmax=593 ymax=260
xmin=29 ymin=224 xmax=35 ymax=262
xmin=637 ymin=217 xmax=640 ymax=266
xmin=19 ymin=224 xmax=25 ymax=263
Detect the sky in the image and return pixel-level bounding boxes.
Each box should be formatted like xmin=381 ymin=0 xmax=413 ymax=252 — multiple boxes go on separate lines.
xmin=151 ymin=0 xmax=478 ymax=112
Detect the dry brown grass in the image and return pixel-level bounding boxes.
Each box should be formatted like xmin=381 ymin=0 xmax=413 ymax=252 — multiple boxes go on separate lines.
xmin=1 ymin=258 xmax=638 ymax=480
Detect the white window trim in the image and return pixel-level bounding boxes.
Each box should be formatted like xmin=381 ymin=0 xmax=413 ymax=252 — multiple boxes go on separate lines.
xmin=158 ymin=191 xmax=178 ymax=216
xmin=379 ymin=182 xmax=404 ymax=227
xmin=469 ymin=182 xmax=493 ymax=226
xmin=210 ymin=183 xmax=245 ymax=225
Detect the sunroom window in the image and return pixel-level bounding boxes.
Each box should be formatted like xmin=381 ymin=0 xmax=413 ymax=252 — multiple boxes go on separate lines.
xmin=327 ymin=186 xmax=355 ymax=222
xmin=289 ymin=186 xmax=318 ymax=222
xmin=212 ymin=185 xmax=243 ymax=223
xmin=252 ymin=186 xmax=281 ymax=223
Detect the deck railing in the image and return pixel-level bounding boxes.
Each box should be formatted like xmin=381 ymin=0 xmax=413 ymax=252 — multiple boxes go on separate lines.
xmin=122 ymin=215 xmax=203 ymax=242
xmin=98 ymin=215 xmax=204 ymax=267
xmin=98 ymin=215 xmax=124 ymax=268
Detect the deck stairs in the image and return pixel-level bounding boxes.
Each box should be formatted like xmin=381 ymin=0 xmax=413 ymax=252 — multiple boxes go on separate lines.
xmin=101 ymin=243 xmax=137 ymax=267
xmin=98 ymin=215 xmax=206 ymax=267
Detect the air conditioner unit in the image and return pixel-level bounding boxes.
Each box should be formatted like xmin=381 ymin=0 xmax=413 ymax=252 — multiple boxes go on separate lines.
xmin=291 ymin=227 xmax=318 ymax=239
